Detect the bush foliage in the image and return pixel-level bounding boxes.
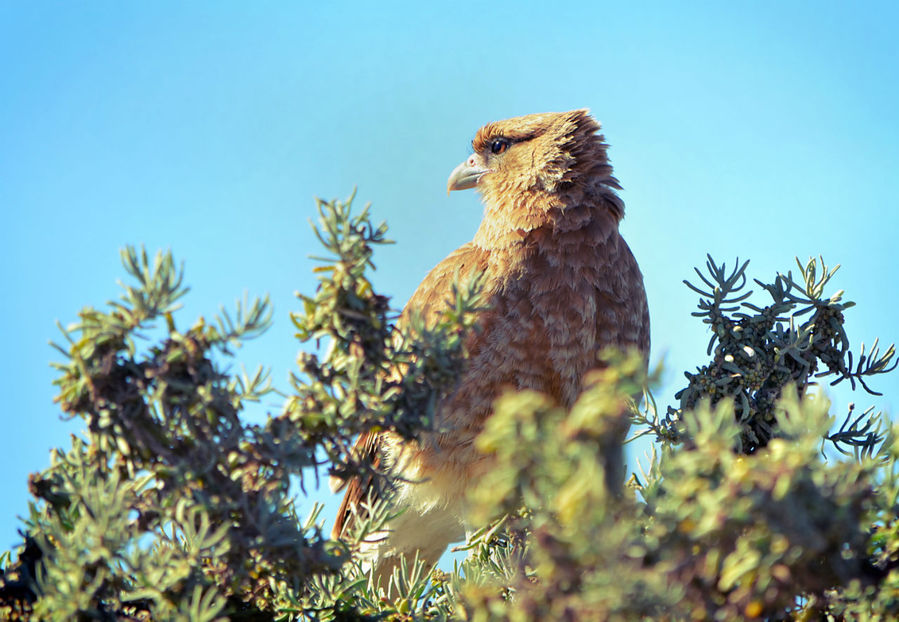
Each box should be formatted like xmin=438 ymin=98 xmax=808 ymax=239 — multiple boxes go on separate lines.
xmin=1 ymin=194 xmax=897 ymax=621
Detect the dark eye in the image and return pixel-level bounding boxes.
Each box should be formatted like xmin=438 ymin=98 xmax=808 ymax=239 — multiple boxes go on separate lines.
xmin=490 ymin=138 xmax=510 ymax=155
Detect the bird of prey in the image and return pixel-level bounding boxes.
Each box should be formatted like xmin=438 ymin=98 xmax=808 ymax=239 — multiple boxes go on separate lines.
xmin=331 ymin=109 xmax=650 ymax=579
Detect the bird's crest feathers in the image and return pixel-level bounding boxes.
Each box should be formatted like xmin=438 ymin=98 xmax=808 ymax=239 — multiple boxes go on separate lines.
xmin=461 ymin=109 xmax=624 ymax=249
xmin=471 ymin=109 xmax=596 ymax=153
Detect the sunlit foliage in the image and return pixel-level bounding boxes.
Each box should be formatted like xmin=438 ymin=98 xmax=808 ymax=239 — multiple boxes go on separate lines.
xmin=1 ymin=195 xmax=896 ymax=620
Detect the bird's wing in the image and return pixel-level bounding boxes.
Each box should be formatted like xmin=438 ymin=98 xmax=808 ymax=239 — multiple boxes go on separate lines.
xmin=609 ymin=237 xmax=651 ymax=358
xmin=331 ymin=430 xmax=382 ymax=539
xmin=331 ymin=242 xmax=489 ymax=540
xmin=401 ymin=242 xmax=489 ymax=326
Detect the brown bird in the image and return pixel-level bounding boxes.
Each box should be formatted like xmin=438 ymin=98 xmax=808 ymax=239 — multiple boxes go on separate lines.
xmin=331 ymin=109 xmax=650 ymax=578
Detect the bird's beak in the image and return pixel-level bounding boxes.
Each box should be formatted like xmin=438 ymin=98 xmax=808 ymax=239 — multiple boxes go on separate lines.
xmin=447 ymin=155 xmax=489 ymax=194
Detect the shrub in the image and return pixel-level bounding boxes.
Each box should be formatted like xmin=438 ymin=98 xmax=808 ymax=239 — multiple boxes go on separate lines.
xmin=1 ymin=194 xmax=896 ymax=620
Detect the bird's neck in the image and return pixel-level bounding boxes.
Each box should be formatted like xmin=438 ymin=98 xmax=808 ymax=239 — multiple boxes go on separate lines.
xmin=473 ymin=183 xmax=623 ymax=250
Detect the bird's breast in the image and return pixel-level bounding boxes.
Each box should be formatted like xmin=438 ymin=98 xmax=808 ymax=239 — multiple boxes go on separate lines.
xmin=494 ymin=243 xmax=608 ymax=406
xmin=420 ymin=222 xmax=648 ymax=486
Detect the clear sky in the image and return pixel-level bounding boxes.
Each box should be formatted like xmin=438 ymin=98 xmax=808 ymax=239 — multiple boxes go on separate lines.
xmin=2 ymin=2 xmax=898 ymax=558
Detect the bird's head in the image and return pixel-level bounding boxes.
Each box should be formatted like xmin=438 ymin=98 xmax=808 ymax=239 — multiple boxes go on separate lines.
xmin=447 ymin=109 xmax=620 ymax=219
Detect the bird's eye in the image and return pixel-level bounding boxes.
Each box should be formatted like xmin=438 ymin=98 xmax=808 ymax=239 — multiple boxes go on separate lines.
xmin=490 ymin=138 xmax=510 ymax=155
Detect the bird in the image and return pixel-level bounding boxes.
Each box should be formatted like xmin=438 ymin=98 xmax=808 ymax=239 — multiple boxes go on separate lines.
xmin=331 ymin=109 xmax=650 ymax=580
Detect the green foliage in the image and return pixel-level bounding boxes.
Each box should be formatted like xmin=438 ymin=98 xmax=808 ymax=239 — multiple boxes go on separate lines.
xmin=1 ymin=244 xmax=348 ymax=619
xmin=1 ymin=193 xmax=897 ymax=620
xmin=639 ymin=391 xmax=877 ymax=619
xmin=663 ymin=255 xmax=896 ymax=453
xmin=457 ymin=353 xmax=676 ymax=621
xmin=285 ymin=193 xmax=484 ymax=496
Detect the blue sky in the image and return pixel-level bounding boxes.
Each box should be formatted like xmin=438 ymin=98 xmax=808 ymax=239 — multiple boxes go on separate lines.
xmin=2 ymin=2 xmax=898 ymax=557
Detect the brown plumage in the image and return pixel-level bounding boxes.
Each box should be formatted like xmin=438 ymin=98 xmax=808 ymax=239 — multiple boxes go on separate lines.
xmin=332 ymin=109 xmax=650 ymax=578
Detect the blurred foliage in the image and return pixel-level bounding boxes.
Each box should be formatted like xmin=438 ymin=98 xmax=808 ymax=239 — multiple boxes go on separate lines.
xmin=1 ymin=194 xmax=897 ymax=620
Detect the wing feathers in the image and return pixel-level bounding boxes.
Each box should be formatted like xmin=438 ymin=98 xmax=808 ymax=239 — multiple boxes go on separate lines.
xmin=331 ymin=431 xmax=383 ymax=539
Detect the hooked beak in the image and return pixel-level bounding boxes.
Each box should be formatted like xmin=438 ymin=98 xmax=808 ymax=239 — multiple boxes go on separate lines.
xmin=447 ymin=155 xmax=489 ymax=194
